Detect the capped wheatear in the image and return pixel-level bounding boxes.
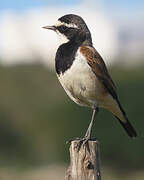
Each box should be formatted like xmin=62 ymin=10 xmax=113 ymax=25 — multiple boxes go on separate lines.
xmin=43 ymin=14 xmax=137 ymax=142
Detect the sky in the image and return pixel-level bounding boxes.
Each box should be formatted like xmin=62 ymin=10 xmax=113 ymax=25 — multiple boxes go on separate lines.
xmin=0 ymin=0 xmax=143 ymax=67
xmin=102 ymin=0 xmax=144 ymax=12
xmin=0 ymin=0 xmax=143 ymax=13
xmin=0 ymin=0 xmax=80 ymax=10
xmin=0 ymin=0 xmax=143 ymax=28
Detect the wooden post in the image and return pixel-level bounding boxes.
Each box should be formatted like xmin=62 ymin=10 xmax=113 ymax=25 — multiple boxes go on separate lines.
xmin=65 ymin=140 xmax=101 ymax=180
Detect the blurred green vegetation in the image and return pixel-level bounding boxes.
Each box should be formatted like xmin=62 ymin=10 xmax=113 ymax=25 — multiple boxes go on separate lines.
xmin=0 ymin=63 xmax=143 ymax=172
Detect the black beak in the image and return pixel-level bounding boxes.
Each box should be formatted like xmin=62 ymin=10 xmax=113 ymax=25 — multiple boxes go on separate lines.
xmin=42 ymin=25 xmax=56 ymax=31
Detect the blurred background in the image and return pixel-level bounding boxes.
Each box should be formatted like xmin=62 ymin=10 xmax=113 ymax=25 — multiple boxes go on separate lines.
xmin=0 ymin=0 xmax=144 ymax=179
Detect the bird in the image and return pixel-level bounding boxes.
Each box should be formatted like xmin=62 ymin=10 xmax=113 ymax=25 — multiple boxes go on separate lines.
xmin=43 ymin=14 xmax=137 ymax=142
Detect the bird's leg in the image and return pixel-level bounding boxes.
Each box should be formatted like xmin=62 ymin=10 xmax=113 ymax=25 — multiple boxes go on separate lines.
xmin=67 ymin=105 xmax=99 ymax=150
xmin=83 ymin=106 xmax=99 ymax=143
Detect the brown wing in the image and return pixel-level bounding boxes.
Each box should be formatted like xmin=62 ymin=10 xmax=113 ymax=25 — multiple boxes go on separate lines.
xmin=80 ymin=46 xmax=118 ymax=100
xmin=80 ymin=46 xmax=137 ymax=138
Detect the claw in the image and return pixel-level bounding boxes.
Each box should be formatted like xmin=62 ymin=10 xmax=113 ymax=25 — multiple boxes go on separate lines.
xmin=66 ymin=137 xmax=97 ymax=151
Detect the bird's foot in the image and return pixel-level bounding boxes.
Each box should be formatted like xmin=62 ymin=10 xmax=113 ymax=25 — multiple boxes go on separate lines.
xmin=66 ymin=137 xmax=82 ymax=144
xmin=66 ymin=136 xmax=97 ymax=151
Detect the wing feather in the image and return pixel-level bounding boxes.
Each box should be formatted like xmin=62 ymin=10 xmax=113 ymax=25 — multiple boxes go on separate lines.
xmin=80 ymin=46 xmax=118 ymax=100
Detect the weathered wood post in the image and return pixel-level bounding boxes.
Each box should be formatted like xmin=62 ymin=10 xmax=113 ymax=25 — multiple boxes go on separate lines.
xmin=65 ymin=140 xmax=101 ymax=180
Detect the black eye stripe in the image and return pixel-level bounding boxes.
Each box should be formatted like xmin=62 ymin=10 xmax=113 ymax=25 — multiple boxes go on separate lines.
xmin=56 ymin=25 xmax=76 ymax=33
xmin=56 ymin=25 xmax=81 ymax=41
xmin=56 ymin=25 xmax=68 ymax=32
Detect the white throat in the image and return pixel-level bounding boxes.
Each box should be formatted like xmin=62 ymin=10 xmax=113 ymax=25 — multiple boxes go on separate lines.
xmin=55 ymin=20 xmax=78 ymax=45
xmin=56 ymin=31 xmax=69 ymax=45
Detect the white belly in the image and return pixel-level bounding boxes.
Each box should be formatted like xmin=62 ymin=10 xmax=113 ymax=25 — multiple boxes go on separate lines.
xmin=57 ymin=49 xmax=104 ymax=108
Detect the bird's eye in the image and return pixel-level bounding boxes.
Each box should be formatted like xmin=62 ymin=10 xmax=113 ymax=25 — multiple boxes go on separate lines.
xmin=58 ymin=25 xmax=68 ymax=32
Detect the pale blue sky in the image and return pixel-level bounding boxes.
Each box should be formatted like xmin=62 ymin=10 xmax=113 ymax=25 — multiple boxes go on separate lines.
xmin=0 ymin=0 xmax=81 ymax=10
xmin=0 ymin=0 xmax=143 ymax=62
xmin=0 ymin=0 xmax=143 ymax=13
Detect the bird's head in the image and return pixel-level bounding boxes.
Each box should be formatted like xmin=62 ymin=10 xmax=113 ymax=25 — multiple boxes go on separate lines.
xmin=43 ymin=14 xmax=92 ymax=46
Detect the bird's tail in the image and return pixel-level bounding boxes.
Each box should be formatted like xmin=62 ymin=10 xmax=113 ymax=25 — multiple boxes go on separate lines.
xmin=116 ymin=117 xmax=137 ymax=138
xmin=104 ymin=95 xmax=137 ymax=138
xmin=116 ymin=100 xmax=137 ymax=138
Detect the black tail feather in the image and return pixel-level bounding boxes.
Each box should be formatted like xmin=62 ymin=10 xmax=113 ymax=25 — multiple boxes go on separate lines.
xmin=116 ymin=117 xmax=137 ymax=138
xmin=115 ymin=99 xmax=137 ymax=138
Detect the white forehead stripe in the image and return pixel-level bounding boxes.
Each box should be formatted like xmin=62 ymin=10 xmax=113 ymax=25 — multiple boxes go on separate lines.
xmin=55 ymin=20 xmax=78 ymax=28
